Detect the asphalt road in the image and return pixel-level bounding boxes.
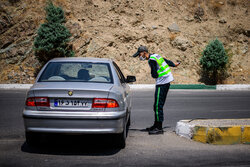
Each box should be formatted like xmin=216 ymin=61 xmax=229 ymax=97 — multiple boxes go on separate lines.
xmin=131 ymin=89 xmax=250 ymax=131
xmin=0 ymin=89 xmax=250 ymax=167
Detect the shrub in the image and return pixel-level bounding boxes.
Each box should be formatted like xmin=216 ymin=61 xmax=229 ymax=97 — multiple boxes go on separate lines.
xmin=33 ymin=1 xmax=74 ymax=64
xmin=200 ymin=38 xmax=228 ymax=84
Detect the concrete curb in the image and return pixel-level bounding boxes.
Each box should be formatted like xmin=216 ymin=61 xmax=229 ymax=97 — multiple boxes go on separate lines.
xmin=129 ymin=84 xmax=250 ymax=90
xmin=0 ymin=84 xmax=249 ymax=90
xmin=129 ymin=84 xmax=216 ymax=90
xmin=217 ymin=84 xmax=250 ymax=90
xmin=171 ymin=84 xmax=216 ymax=89
xmin=129 ymin=84 xmax=155 ymax=90
xmin=176 ymin=119 xmax=250 ymax=145
xmin=0 ymin=84 xmax=33 ymax=89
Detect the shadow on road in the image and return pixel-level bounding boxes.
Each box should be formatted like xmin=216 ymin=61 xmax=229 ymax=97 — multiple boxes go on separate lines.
xmin=129 ymin=126 xmax=171 ymax=132
xmin=21 ymin=134 xmax=121 ymax=156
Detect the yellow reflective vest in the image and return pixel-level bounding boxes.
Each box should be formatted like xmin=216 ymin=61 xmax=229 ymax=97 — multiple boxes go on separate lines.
xmin=149 ymin=54 xmax=171 ymax=78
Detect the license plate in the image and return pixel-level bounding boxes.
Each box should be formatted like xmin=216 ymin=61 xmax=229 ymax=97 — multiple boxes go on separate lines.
xmin=54 ymin=99 xmax=91 ymax=107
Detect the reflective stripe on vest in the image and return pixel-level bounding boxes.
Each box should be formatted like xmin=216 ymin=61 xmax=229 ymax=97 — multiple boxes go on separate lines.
xmin=150 ymin=54 xmax=171 ymax=78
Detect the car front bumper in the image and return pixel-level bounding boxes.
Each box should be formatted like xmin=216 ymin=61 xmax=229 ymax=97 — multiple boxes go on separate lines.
xmin=23 ymin=110 xmax=127 ymax=134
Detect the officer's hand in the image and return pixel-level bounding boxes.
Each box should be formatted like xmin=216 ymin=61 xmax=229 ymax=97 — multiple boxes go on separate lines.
xmin=175 ymin=62 xmax=181 ymax=67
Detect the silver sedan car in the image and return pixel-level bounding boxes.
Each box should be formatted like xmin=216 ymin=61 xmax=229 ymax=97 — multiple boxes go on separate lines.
xmin=23 ymin=57 xmax=136 ymax=148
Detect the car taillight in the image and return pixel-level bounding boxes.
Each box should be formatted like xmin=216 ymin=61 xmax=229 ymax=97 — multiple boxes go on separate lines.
xmin=26 ymin=97 xmax=50 ymax=107
xmin=92 ymin=98 xmax=119 ymax=108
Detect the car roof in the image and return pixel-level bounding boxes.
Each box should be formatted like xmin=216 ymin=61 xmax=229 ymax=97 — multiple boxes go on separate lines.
xmin=49 ymin=57 xmax=113 ymax=63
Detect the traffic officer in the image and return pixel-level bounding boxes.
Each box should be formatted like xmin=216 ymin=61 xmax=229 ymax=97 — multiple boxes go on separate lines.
xmin=133 ymin=46 xmax=180 ymax=134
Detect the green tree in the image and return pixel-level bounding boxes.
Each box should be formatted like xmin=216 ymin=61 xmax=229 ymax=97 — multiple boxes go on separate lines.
xmin=34 ymin=1 xmax=74 ymax=64
xmin=200 ymin=38 xmax=228 ymax=84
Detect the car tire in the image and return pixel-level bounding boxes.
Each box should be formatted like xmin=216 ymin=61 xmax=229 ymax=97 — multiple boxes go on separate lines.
xmin=25 ymin=132 xmax=39 ymax=146
xmin=116 ymin=123 xmax=127 ymax=149
xmin=127 ymin=115 xmax=131 ymax=127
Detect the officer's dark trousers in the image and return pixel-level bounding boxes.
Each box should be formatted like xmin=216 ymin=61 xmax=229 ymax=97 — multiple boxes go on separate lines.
xmin=153 ymin=83 xmax=170 ymax=122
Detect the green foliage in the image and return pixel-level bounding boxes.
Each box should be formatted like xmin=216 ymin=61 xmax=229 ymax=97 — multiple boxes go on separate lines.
xmin=33 ymin=1 xmax=74 ymax=63
xmin=45 ymin=1 xmax=65 ymax=24
xmin=200 ymin=38 xmax=228 ymax=84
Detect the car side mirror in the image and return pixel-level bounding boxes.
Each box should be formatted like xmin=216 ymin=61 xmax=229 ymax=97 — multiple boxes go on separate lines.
xmin=126 ymin=76 xmax=136 ymax=83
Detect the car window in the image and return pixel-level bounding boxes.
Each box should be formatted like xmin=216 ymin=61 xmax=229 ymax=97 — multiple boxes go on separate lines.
xmin=113 ymin=62 xmax=126 ymax=84
xmin=38 ymin=62 xmax=113 ymax=83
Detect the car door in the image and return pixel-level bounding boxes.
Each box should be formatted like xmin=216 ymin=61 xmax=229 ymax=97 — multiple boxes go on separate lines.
xmin=112 ymin=62 xmax=131 ymax=115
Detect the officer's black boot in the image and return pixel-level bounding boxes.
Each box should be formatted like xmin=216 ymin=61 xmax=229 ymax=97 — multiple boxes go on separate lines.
xmin=146 ymin=121 xmax=157 ymax=131
xmin=148 ymin=121 xmax=164 ymax=135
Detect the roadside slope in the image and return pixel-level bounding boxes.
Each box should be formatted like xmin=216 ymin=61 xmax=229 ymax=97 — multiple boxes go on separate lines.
xmin=0 ymin=0 xmax=249 ymax=84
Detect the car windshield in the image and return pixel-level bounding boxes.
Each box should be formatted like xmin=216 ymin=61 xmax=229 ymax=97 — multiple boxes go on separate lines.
xmin=38 ymin=62 xmax=113 ymax=83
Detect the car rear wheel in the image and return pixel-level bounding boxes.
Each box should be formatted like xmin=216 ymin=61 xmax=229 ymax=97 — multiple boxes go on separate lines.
xmin=116 ymin=123 xmax=127 ymax=149
xmin=127 ymin=115 xmax=131 ymax=127
xmin=25 ymin=132 xmax=40 ymax=146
